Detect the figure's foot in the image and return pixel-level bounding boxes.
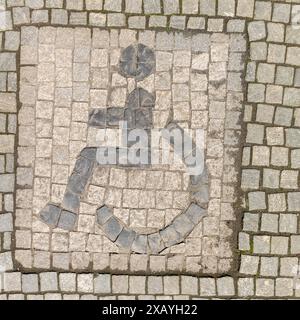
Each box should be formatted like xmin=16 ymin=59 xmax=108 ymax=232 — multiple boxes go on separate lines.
xmin=39 ymin=203 xmax=77 ymax=231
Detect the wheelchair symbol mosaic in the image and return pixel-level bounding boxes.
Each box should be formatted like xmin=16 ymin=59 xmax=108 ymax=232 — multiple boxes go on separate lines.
xmin=17 ymin=27 xmax=246 ymax=273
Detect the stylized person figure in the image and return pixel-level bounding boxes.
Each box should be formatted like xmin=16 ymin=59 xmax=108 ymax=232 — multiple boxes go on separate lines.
xmin=39 ymin=43 xmax=208 ymax=254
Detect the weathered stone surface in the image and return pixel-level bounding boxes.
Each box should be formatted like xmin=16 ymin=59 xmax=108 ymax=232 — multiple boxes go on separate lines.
xmin=131 ymin=234 xmax=147 ymax=253
xmin=0 ymin=93 xmax=17 ymax=112
xmin=148 ymin=233 xmax=165 ymax=254
xmin=119 ymin=44 xmax=155 ymax=81
xmin=40 ymin=204 xmax=61 ymax=227
xmin=0 ymin=174 xmax=15 ymax=192
xmin=61 ymin=190 xmax=80 ymax=213
xmin=0 ymin=213 xmax=13 ymax=232
xmin=57 ymin=210 xmax=77 ymax=231
xmin=160 ymin=225 xmax=181 ymax=247
xmin=96 ymin=205 xmax=112 ymax=225
xmin=88 ymin=109 xmax=107 ymax=128
xmin=185 ymin=203 xmax=207 ymax=225
xmin=102 ymin=217 xmax=123 ymax=241
xmin=172 ymin=214 xmax=194 ymax=238
xmin=115 ymin=228 xmax=136 ymax=250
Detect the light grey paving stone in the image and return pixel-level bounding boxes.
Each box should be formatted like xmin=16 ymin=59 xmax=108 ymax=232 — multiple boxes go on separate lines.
xmin=147 ymin=276 xmax=163 ymax=295
xmin=246 ymin=124 xmax=264 ymax=144
xmin=129 ymin=276 xmax=146 ymax=294
xmin=274 ymin=107 xmax=293 ymax=127
xmin=291 ymin=149 xmax=300 ymax=169
xmin=163 ymin=0 xmax=179 ymax=14
xmin=276 ymin=66 xmax=294 ymax=86
xmin=286 ymin=129 xmax=300 ymax=147
xmin=267 ymin=22 xmax=285 ymax=43
xmin=260 ymin=257 xmax=279 ymax=277
xmin=4 ymin=31 xmax=20 ymax=51
xmin=295 ymin=68 xmax=300 ymax=87
xmin=4 ymin=272 xmax=21 ymax=292
xmin=271 ymin=236 xmax=289 ymax=255
xmin=40 ymin=272 xmax=58 ymax=292
xmin=217 ymin=277 xmax=235 ymax=297
xmin=149 ymin=16 xmax=167 ymax=28
xmin=268 ymin=193 xmax=286 ymax=212
xmin=284 ymin=88 xmax=300 ymax=107
xmin=170 ymin=16 xmax=186 ymax=30
xmin=250 ymin=42 xmax=267 ymax=60
xmin=280 ymin=170 xmax=298 ymax=189
xmin=261 ymin=214 xmax=278 ymax=233
xmin=181 ymin=276 xmax=198 ymax=295
xmin=200 ymin=0 xmax=216 ymax=16
xmin=263 ymin=169 xmax=280 ymax=189
xmin=268 ymin=44 xmax=286 ymax=64
xmin=0 ymin=174 xmax=15 ymax=192
xmin=32 ymin=10 xmax=49 ymax=23
xmin=254 ymin=1 xmax=272 ymax=20
xmin=248 ymin=21 xmax=266 ymax=41
xmin=248 ymin=192 xmax=266 ymax=211
xmin=288 ymin=192 xmax=300 ymax=212
xmin=238 ymin=278 xmax=254 ymax=297
xmin=128 ymin=16 xmax=145 ymax=29
xmin=286 ymin=47 xmax=300 ymax=67
xmin=0 ymin=213 xmax=13 ymax=232
xmin=26 ymin=0 xmax=44 ymax=9
xmin=248 ymin=83 xmax=266 ymax=102
xmin=241 ymin=169 xmax=260 ymax=190
xmin=243 ymin=213 xmax=259 ymax=232
xmin=143 ymin=0 xmax=161 ymax=14
xmin=256 ymin=279 xmax=274 ymax=297
xmin=275 ymin=278 xmax=294 ymax=297
xmin=94 ymin=274 xmax=111 ymax=294
xmin=266 ymin=127 xmax=284 ymax=146
xmin=227 ymin=19 xmax=245 ymax=33
xmin=271 ymin=147 xmax=289 ymax=167
xmin=187 ymin=17 xmax=205 ymax=30
xmin=163 ymin=276 xmax=180 ymax=295
xmin=125 ymin=0 xmax=142 ymax=13
xmin=253 ymin=236 xmax=270 ymax=254
xmin=257 ymin=104 xmax=275 ymax=125
xmin=218 ymin=0 xmax=235 ymax=16
xmin=13 ymin=7 xmax=30 ymax=25
xmin=280 ymin=257 xmax=299 ymax=277
xmin=85 ymin=0 xmax=103 ymax=10
xmin=257 ymin=63 xmax=275 ymax=84
xmin=273 ymin=3 xmax=291 ymax=23
xmin=51 ymin=9 xmax=68 ymax=24
xmin=279 ymin=214 xmax=298 ymax=234
xmin=236 ymin=0 xmax=254 ymax=18
xmin=239 ymin=255 xmax=259 ymax=275
xmin=59 ymin=274 xmax=76 ymax=292
xmin=22 ymin=274 xmax=39 ymax=293
xmin=239 ymin=232 xmax=250 ymax=251
xmin=291 ymin=235 xmax=300 ymax=254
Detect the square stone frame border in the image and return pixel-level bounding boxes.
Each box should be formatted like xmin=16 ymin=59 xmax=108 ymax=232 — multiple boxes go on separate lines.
xmin=2 ymin=0 xmax=297 ymax=299
xmin=14 ymin=24 xmax=248 ymax=277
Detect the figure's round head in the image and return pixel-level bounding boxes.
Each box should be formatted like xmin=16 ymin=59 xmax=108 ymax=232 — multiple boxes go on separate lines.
xmin=119 ymin=44 xmax=155 ymax=81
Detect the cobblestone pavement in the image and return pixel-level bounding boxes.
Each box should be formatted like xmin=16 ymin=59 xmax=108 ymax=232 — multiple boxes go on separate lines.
xmin=0 ymin=0 xmax=300 ymax=300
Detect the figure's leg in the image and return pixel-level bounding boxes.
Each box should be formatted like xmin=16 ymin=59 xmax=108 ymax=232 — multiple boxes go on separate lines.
xmin=40 ymin=147 xmax=97 ymax=231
